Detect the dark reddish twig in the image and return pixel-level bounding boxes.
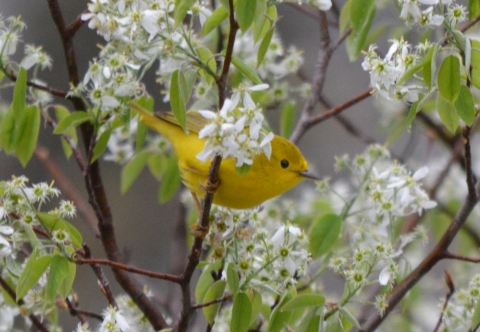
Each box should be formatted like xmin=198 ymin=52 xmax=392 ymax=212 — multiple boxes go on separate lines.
xmin=191 ymin=294 xmax=232 ymax=310
xmin=65 ymin=298 xmax=89 ymax=325
xmin=75 ymin=256 xmax=181 ymax=283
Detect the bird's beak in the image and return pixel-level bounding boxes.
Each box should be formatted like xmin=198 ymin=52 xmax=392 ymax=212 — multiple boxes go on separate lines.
xmin=299 ymin=170 xmax=321 ymax=180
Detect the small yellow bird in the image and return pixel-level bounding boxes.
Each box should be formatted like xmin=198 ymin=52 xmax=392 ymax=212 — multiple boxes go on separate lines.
xmin=130 ymin=103 xmax=319 ymax=209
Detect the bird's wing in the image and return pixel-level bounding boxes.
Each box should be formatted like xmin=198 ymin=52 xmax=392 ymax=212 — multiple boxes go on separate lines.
xmin=156 ymin=111 xmax=208 ymax=133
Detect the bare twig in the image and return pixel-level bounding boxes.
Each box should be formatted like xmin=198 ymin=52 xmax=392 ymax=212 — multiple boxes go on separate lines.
xmin=191 ymin=294 xmax=232 ymax=310
xmin=75 ymin=255 xmax=181 ymax=283
xmin=432 ymin=271 xmax=455 ymax=332
xmin=45 ymin=0 xmax=168 ymax=328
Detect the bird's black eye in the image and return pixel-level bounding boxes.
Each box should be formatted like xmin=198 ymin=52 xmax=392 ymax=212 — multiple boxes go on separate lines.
xmin=281 ymin=159 xmax=289 ymax=169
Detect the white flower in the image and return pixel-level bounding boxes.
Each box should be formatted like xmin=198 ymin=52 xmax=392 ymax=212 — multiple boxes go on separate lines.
xmin=309 ymin=0 xmax=332 ymax=11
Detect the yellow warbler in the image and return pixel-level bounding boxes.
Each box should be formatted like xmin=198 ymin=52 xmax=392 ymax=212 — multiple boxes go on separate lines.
xmin=130 ymin=103 xmax=318 ymax=209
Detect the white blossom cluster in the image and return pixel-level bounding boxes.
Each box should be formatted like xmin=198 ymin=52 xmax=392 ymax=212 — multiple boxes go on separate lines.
xmin=397 ymin=0 xmax=467 ymax=27
xmin=362 ymin=38 xmax=425 ymax=103
xmin=197 ymin=85 xmax=274 ymax=167
xmin=0 ymin=16 xmax=53 ymax=106
xmin=441 ymin=274 xmax=480 ymax=331
xmin=203 ymin=205 xmax=310 ymax=293
xmin=326 ymin=145 xmax=434 ymax=292
xmin=0 ymin=176 xmax=79 ymax=329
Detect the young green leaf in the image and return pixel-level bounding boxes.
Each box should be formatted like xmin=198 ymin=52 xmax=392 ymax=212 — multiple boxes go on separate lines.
xmin=202 ymin=280 xmax=226 ymax=325
xmin=170 ymin=70 xmax=189 ymax=133
xmin=237 ymin=0 xmax=257 ymax=33
xmin=248 ymin=290 xmax=262 ymax=327
xmin=280 ymin=294 xmax=325 ymax=311
xmin=58 ymin=260 xmax=76 ymax=299
xmin=339 ymin=0 xmax=353 ymax=34
xmin=253 ymin=4 xmax=276 ymax=42
xmin=54 ymin=111 xmax=93 ymax=134
xmin=195 ymin=261 xmax=222 ymax=304
xmin=436 ymin=94 xmax=459 ymax=134
xmin=0 ymin=106 xmax=16 ymax=153
xmin=201 ymin=6 xmax=229 ymax=36
xmin=197 ymin=46 xmax=217 ymax=85
xmin=16 ymin=248 xmax=52 ymax=300
xmin=257 ymin=27 xmax=274 ymax=68
xmin=471 ymin=39 xmax=480 ymax=90
xmin=422 ymin=46 xmax=436 ymax=91
xmin=12 ymin=67 xmax=27 ymax=122
xmin=309 ymin=214 xmax=342 ymax=258
xmin=346 ymin=0 xmax=376 ymax=60
xmin=469 ymin=0 xmax=480 ymax=20
xmin=134 ymin=96 xmax=154 ymax=152
xmin=472 ymin=293 xmax=480 ymax=331
xmin=37 ymin=212 xmax=83 ymax=248
xmin=228 ymin=53 xmax=263 ymax=84
xmin=231 ymin=292 xmax=252 ymax=332
xmin=267 ymin=293 xmax=293 ymax=332
xmin=54 ymin=105 xmax=78 ymax=159
xmin=174 ymin=0 xmax=196 ymax=27
xmin=226 ymin=262 xmax=239 ymax=295
xmin=121 ymin=150 xmax=151 ymax=194
xmin=159 ymin=153 xmax=182 ymax=203
xmin=280 ymin=102 xmax=296 ymax=138
xmin=454 ymin=85 xmax=475 ymax=126
xmin=437 ymin=55 xmax=460 ymax=103
xmin=91 ymin=127 xmax=112 ymax=163
xmin=46 ymin=255 xmax=70 ymax=301
xmin=148 ymin=153 xmax=169 ymax=180
xmin=16 ymin=105 xmax=40 ymax=167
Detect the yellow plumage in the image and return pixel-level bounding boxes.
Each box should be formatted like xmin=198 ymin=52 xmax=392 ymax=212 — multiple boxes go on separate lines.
xmin=130 ymin=103 xmax=317 ymax=209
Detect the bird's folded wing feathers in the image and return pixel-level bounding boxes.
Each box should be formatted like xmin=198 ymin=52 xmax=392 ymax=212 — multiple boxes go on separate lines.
xmin=155 ymin=110 xmax=208 ymax=133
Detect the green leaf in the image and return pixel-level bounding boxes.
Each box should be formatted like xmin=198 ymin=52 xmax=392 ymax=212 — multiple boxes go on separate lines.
xmin=0 ymin=67 xmax=28 ymax=153
xmin=306 ymin=315 xmax=321 ymax=332
xmin=58 ymin=260 xmax=76 ymax=299
xmin=54 ymin=111 xmax=92 ymax=134
xmin=134 ymin=96 xmax=154 ymax=152
xmin=257 ymin=27 xmax=274 ymax=68
xmin=346 ymin=0 xmax=376 ymax=60
xmin=253 ymin=4 xmax=276 ymax=43
xmin=280 ymin=102 xmax=295 ymax=138
xmin=46 ymin=255 xmax=70 ymax=301
xmin=16 ymin=105 xmax=40 ymax=167
xmin=174 ymin=0 xmax=196 ymax=27
xmin=54 ymin=105 xmax=78 ymax=159
xmin=226 ymin=262 xmax=239 ymax=295
xmin=437 ymin=55 xmax=461 ymax=103
xmin=170 ymin=70 xmax=189 ymax=133
xmin=237 ymin=0 xmax=257 ymax=33
xmin=197 ymin=46 xmax=217 ymax=85
xmin=201 ymin=6 xmax=229 ymax=36
xmin=454 ymin=85 xmax=475 ymax=126
xmin=339 ymin=0 xmax=353 ymax=34
xmin=339 ymin=306 xmax=361 ymax=329
xmin=91 ymin=127 xmax=112 ymax=163
xmin=37 ymin=212 xmax=83 ymax=248
xmin=235 ymin=164 xmax=251 ymax=176
xmin=231 ymin=292 xmax=252 ymax=332
xmin=195 ymin=261 xmax=222 ymax=304
xmin=248 ymin=290 xmax=262 ymax=327
xmin=437 ymin=94 xmax=459 ymax=134
xmin=147 ymin=153 xmax=169 ymax=180
xmin=309 ymin=214 xmax=342 ymax=258
xmin=267 ymin=293 xmax=293 ymax=332
xmin=471 ymin=39 xmax=480 ymax=90
xmin=16 ymin=248 xmax=52 ymax=300
xmin=230 ymin=54 xmax=263 ymax=84
xmin=281 ymin=294 xmax=325 ymax=311
xmin=159 ymin=153 xmax=182 ymax=203
xmin=469 ymin=0 xmax=480 ymax=20
xmin=121 ymin=150 xmax=151 ymax=194
xmin=397 ymin=58 xmax=427 ymax=86
xmin=202 ymin=280 xmax=226 ymax=325
xmin=472 ymin=293 xmax=480 ymax=330
xmin=422 ymin=46 xmax=436 ymax=91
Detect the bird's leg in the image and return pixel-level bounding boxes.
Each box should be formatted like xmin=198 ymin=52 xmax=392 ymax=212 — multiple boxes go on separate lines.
xmin=189 ymin=191 xmax=210 ymax=238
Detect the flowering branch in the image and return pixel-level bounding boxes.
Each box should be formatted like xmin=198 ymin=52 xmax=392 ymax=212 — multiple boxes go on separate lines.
xmin=361 ymin=130 xmax=479 ymax=331
xmin=0 ymin=276 xmax=49 ymax=332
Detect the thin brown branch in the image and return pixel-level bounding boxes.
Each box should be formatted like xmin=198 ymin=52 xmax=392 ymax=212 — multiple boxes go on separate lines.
xmin=0 ymin=276 xmax=49 ymax=332
xmin=82 ymin=244 xmax=118 ymax=308
xmin=290 ymin=10 xmax=332 ymax=143
xmin=2 ymin=67 xmax=68 ymax=98
xmin=360 ymin=137 xmax=480 ymax=331
xmin=75 ymin=255 xmax=181 ymax=283
xmin=34 ymin=145 xmax=100 ymax=237
xmin=68 ymin=8 xmax=89 ymax=35
xmin=432 ymin=271 xmax=455 ymax=332
xmin=65 ymin=298 xmax=89 ymax=325
xmin=46 ymin=0 xmax=168 ymax=328
xmin=443 ymin=252 xmax=480 ymax=263
xmin=191 ymin=294 xmax=232 ymax=310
